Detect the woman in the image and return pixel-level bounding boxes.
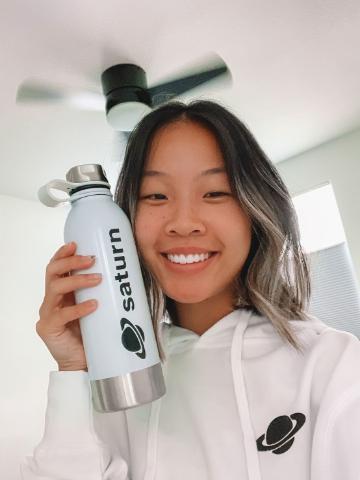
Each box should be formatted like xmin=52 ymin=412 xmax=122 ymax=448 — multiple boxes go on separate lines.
xmin=21 ymin=100 xmax=360 ymax=479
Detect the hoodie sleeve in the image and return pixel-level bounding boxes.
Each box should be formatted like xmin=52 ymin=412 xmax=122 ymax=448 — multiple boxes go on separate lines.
xmin=317 ymin=384 xmax=360 ymax=480
xmin=311 ymin=329 xmax=360 ymax=480
xmin=19 ymin=371 xmax=131 ymax=480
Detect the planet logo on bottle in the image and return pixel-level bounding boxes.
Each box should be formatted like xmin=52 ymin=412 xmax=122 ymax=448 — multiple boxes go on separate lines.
xmin=109 ymin=228 xmax=147 ymax=360
xmin=120 ymin=318 xmax=146 ymax=359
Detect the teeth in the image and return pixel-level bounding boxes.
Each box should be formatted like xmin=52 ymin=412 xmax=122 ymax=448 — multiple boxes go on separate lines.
xmin=166 ymin=253 xmax=211 ymax=264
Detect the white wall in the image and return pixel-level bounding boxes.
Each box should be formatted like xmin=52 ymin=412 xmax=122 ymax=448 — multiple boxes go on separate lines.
xmin=276 ymin=127 xmax=360 ymax=287
xmin=0 ymin=194 xmax=68 ymax=479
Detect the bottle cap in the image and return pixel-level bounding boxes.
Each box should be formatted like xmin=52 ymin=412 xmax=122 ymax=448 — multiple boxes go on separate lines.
xmin=66 ymin=164 xmax=109 ymax=184
xmin=38 ymin=164 xmax=111 ymax=207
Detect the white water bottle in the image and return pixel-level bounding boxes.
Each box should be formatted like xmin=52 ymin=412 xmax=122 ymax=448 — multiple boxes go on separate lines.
xmin=38 ymin=164 xmax=166 ymax=412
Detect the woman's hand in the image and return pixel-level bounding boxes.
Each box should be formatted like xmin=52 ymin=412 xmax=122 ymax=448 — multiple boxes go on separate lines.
xmin=36 ymin=242 xmax=102 ymax=371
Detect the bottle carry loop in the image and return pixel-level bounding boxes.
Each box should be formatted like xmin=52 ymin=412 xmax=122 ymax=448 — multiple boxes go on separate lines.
xmin=38 ymin=179 xmax=110 ymax=207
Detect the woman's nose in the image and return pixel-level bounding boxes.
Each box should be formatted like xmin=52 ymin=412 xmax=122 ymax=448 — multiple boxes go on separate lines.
xmin=164 ymin=204 xmax=206 ymax=236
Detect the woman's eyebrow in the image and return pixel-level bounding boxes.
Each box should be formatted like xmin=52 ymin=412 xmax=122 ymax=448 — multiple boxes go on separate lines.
xmin=142 ymin=167 xmax=226 ymax=178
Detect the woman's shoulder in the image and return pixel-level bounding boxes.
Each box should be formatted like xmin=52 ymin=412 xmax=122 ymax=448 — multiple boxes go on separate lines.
xmin=248 ymin=311 xmax=360 ymax=382
xmin=247 ymin=310 xmax=359 ymax=350
xmin=290 ymin=313 xmax=360 ymax=356
xmin=290 ymin=314 xmax=360 ymax=404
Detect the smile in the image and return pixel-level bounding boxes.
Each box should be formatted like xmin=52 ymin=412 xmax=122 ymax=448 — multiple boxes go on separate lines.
xmin=166 ymin=252 xmax=212 ymax=264
xmin=160 ymin=252 xmax=219 ymax=273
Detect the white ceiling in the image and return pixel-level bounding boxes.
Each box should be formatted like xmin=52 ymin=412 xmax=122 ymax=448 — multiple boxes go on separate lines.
xmin=2 ymin=0 xmax=360 ymax=202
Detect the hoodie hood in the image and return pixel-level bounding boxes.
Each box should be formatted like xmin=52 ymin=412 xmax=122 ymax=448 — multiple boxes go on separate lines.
xmin=163 ymin=307 xmax=253 ymax=353
xmin=161 ymin=307 xmax=325 ymax=355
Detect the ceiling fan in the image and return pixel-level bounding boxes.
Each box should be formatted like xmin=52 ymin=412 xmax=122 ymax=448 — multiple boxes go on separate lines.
xmin=15 ymin=52 xmax=232 ymax=157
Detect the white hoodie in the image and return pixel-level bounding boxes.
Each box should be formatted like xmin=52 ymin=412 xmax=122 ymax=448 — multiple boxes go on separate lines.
xmin=20 ymin=308 xmax=360 ymax=480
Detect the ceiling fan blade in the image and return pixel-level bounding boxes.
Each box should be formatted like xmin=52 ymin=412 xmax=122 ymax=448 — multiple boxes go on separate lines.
xmin=111 ymin=131 xmax=132 ymax=163
xmin=122 ymin=131 xmax=132 ymax=142
xmin=16 ymin=82 xmax=65 ymax=103
xmin=148 ymin=54 xmax=231 ymax=106
xmin=16 ymin=80 xmax=105 ymax=111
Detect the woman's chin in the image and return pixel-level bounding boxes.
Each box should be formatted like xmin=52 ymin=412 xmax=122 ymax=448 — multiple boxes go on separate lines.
xmin=163 ymin=289 xmax=211 ymax=304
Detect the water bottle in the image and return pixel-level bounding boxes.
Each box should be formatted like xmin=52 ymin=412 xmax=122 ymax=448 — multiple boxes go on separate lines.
xmin=38 ymin=163 xmax=166 ymax=413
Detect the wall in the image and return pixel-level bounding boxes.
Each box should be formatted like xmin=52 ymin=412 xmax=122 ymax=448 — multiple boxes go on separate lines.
xmin=276 ymin=127 xmax=360 ymax=287
xmin=0 ymin=194 xmax=69 ymax=478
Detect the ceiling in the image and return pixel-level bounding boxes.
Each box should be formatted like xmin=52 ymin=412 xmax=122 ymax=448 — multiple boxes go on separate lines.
xmin=2 ymin=0 xmax=360 ymax=202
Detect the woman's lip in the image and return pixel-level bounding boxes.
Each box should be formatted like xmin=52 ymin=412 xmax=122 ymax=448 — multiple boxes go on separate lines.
xmin=160 ymin=252 xmax=219 ymax=273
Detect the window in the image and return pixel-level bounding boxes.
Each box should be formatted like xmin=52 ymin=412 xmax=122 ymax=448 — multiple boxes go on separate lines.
xmin=293 ymin=182 xmax=360 ymax=338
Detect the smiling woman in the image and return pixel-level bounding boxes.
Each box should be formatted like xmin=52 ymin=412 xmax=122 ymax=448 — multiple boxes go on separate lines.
xmin=114 ymin=99 xmax=312 ymax=360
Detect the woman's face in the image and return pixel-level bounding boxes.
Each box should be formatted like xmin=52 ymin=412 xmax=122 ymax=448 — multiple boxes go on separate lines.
xmin=134 ymin=119 xmax=252 ymax=306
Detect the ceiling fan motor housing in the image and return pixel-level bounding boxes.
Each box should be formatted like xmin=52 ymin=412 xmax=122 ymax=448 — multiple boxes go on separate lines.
xmin=101 ymin=64 xmax=152 ymax=113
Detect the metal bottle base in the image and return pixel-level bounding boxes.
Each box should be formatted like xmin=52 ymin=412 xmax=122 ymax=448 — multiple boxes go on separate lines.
xmin=90 ymin=362 xmax=166 ymax=413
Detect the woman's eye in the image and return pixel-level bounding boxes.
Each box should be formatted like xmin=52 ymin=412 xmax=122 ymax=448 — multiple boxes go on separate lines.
xmin=204 ymin=191 xmax=230 ymax=198
xmin=142 ymin=194 xmax=167 ymax=200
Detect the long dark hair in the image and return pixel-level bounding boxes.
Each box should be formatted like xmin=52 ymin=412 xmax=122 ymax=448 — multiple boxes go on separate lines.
xmin=114 ymin=99 xmax=312 ymax=362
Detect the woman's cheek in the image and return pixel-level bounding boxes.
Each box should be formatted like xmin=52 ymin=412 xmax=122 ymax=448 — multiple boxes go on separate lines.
xmin=134 ymin=211 xmax=157 ymax=255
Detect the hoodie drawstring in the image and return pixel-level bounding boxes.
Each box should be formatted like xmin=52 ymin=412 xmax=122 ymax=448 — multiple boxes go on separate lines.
xmin=143 ymin=327 xmax=170 ymax=480
xmin=231 ymin=309 xmax=262 ymax=480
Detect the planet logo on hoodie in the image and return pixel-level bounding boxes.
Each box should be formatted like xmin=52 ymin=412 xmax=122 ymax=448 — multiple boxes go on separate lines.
xmin=256 ymin=412 xmax=306 ymax=454
xmin=120 ymin=318 xmax=146 ymax=359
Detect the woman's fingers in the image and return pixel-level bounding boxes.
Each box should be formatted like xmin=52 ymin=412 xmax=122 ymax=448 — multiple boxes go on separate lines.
xmin=44 ymin=298 xmax=98 ymax=332
xmin=40 ymin=242 xmax=98 ymax=316
xmin=50 ymin=241 xmax=76 ymax=263
xmin=46 ymin=254 xmax=96 ymax=280
xmin=41 ymin=270 xmax=100 ymax=315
